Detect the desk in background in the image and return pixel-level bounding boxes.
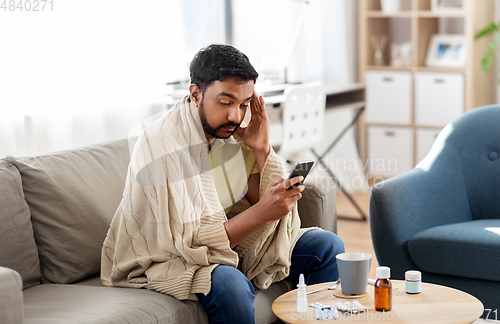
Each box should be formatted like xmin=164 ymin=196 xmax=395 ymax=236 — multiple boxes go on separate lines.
xmin=259 ymin=82 xmax=367 ymax=220
xmin=260 ymin=82 xmax=365 ymax=147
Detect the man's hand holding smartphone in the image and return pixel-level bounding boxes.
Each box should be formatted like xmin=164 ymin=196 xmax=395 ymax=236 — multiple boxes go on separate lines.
xmin=252 ymin=160 xmax=315 ymax=224
xmin=286 ymin=160 xmax=315 ymax=190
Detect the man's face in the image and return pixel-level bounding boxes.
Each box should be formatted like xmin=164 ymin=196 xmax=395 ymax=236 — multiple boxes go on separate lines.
xmin=196 ymin=78 xmax=254 ymax=140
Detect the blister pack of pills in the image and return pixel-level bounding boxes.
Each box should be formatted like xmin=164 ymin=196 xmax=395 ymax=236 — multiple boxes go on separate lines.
xmin=309 ymin=303 xmax=339 ymax=320
xmin=335 ymin=301 xmax=371 ymax=314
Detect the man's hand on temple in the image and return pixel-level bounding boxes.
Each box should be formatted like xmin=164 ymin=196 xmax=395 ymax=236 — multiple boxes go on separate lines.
xmin=236 ymin=89 xmax=270 ymax=173
xmin=236 ymin=89 xmax=270 ymax=156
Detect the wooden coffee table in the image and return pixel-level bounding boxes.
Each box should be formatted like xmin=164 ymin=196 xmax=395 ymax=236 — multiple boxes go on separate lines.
xmin=272 ymin=280 xmax=483 ymax=323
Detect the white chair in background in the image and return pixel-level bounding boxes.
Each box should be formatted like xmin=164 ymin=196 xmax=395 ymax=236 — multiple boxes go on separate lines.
xmin=277 ymin=82 xmax=326 ymax=169
xmin=276 ymin=82 xmax=368 ymax=221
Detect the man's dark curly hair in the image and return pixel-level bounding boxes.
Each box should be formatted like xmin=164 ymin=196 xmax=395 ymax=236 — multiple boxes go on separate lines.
xmin=189 ymin=44 xmax=258 ymax=93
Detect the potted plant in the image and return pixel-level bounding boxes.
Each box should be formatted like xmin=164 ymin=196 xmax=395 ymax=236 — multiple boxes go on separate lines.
xmin=475 ymin=22 xmax=500 ymax=76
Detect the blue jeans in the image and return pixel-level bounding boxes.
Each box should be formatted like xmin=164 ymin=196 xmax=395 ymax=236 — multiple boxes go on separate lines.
xmin=196 ymin=230 xmax=345 ymax=324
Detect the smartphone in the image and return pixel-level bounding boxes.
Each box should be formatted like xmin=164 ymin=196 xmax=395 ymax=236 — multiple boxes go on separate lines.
xmin=286 ymin=160 xmax=315 ymax=190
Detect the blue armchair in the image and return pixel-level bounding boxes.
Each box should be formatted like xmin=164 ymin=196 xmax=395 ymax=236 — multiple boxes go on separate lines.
xmin=369 ymin=105 xmax=500 ymax=316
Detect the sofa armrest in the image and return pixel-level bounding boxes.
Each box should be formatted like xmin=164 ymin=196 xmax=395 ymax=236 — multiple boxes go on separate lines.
xmin=0 ymin=266 xmax=23 ymax=324
xmin=298 ymin=179 xmax=337 ymax=234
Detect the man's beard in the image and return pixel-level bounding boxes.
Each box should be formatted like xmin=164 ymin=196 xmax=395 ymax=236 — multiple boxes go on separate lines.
xmin=199 ymin=98 xmax=240 ymax=139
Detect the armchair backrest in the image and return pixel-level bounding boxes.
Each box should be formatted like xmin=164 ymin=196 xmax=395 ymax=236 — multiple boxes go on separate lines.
xmin=417 ymin=105 xmax=500 ymax=220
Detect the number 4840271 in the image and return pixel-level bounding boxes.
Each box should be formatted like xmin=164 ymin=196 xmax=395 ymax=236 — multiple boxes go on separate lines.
xmin=1 ymin=0 xmax=53 ymax=11
xmin=444 ymin=309 xmax=497 ymax=321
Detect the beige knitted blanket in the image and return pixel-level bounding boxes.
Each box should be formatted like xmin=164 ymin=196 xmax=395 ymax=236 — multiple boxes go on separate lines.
xmin=101 ymin=96 xmax=306 ymax=301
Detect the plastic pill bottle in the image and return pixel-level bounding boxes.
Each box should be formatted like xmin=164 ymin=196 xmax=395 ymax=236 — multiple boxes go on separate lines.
xmin=405 ymin=270 xmax=421 ymax=294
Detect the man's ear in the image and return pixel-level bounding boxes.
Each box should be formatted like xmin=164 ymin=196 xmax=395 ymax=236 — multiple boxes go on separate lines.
xmin=189 ymin=84 xmax=202 ymax=106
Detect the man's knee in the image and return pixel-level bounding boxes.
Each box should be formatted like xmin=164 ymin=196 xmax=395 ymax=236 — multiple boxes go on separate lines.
xmin=199 ymin=265 xmax=255 ymax=323
xmin=304 ymin=230 xmax=345 ymax=256
xmin=327 ymin=231 xmax=345 ymax=256
xmin=210 ymin=265 xmax=255 ymax=300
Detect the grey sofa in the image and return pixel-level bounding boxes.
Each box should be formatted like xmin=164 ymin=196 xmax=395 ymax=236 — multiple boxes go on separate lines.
xmin=369 ymin=105 xmax=500 ymax=318
xmin=0 ymin=138 xmax=337 ymax=324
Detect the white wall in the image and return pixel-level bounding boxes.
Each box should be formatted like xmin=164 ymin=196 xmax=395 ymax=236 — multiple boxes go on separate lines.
xmin=0 ymin=0 xmax=184 ymax=156
xmin=232 ymin=0 xmax=358 ymax=84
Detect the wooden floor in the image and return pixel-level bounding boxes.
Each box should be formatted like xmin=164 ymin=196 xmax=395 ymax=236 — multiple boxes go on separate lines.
xmin=335 ymin=189 xmax=378 ymax=279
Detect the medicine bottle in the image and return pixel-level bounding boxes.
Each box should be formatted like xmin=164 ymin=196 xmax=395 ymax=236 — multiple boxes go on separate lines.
xmin=405 ymin=270 xmax=421 ymax=294
xmin=374 ymin=266 xmax=392 ymax=311
xmin=296 ymin=273 xmax=307 ymax=312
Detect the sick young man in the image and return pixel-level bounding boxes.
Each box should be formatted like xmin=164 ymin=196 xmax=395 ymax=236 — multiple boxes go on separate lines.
xmin=101 ymin=44 xmax=344 ymax=324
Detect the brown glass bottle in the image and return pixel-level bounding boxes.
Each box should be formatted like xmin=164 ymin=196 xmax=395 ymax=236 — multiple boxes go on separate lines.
xmin=374 ymin=266 xmax=392 ymax=311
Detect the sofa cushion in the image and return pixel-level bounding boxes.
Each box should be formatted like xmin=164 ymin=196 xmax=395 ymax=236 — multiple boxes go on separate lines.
xmin=408 ymin=219 xmax=500 ymax=282
xmin=6 ymin=139 xmax=130 ymax=284
xmin=254 ymin=282 xmax=289 ymax=324
xmin=299 ymin=179 xmax=337 ymax=233
xmin=23 ymin=284 xmax=208 ymax=324
xmin=0 ymin=160 xmax=41 ymax=289
xmin=31 ymin=274 xmax=288 ymax=324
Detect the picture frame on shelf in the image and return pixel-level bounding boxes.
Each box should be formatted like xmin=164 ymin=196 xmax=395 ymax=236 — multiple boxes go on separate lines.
xmin=425 ymin=34 xmax=466 ymax=68
xmin=391 ymin=41 xmax=412 ymax=67
xmin=431 ymin=0 xmax=464 ymax=12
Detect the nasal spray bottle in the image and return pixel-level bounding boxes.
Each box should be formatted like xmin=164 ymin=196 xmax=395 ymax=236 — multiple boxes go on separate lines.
xmin=297 ymin=273 xmax=308 ymax=312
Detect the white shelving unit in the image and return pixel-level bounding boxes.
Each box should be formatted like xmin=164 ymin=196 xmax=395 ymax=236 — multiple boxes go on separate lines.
xmin=358 ymin=0 xmax=495 ymax=178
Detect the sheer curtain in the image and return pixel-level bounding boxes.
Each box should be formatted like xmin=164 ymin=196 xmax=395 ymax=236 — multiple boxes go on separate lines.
xmin=0 ymin=0 xmax=357 ymax=158
xmin=0 ymin=0 xmax=186 ymax=157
